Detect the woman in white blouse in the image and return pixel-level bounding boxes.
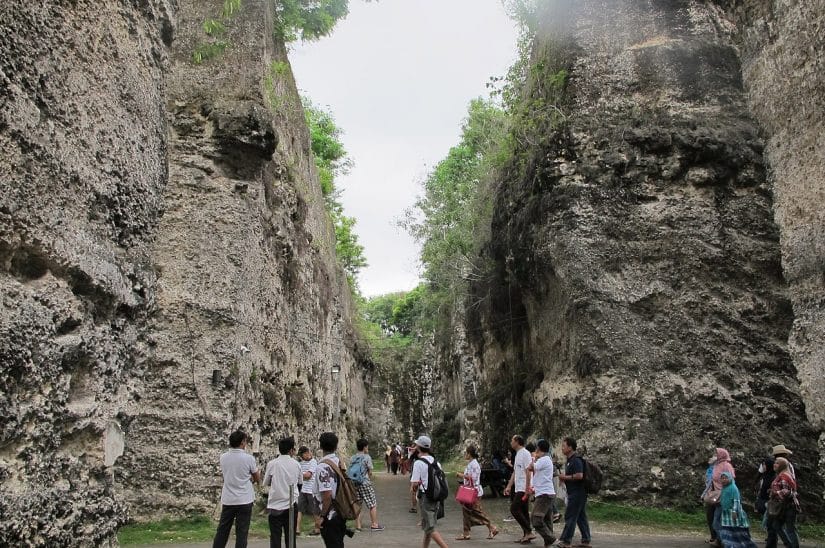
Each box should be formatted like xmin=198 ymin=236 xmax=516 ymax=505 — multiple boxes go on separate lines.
xmin=455 ymin=445 xmax=499 ymax=540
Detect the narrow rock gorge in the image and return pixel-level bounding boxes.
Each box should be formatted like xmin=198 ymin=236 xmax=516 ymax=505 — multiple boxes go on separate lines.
xmin=432 ymin=0 xmax=825 ymax=512
xmin=1 ymin=0 xmax=369 ymax=544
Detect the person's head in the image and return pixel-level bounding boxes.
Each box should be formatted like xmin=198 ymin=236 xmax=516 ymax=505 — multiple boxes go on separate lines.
xmin=536 ymin=439 xmax=550 ymax=456
xmin=320 ymin=432 xmax=338 ymax=454
xmin=357 ymin=438 xmax=369 ymax=452
xmin=465 ymin=445 xmax=479 ymax=460
xmin=526 ymin=442 xmax=537 ymax=457
xmin=414 ymin=435 xmax=432 ymax=454
xmin=229 ymin=430 xmax=248 ymax=448
xmin=720 ymin=472 xmax=733 ymax=487
xmin=708 ymin=454 xmax=718 ymax=466
xmin=562 ymin=436 xmax=577 ymax=456
xmin=298 ymin=446 xmax=312 ymax=461
xmin=510 ymin=435 xmax=525 ymax=450
xmin=774 ymin=457 xmax=790 ymax=474
xmin=278 ymin=436 xmax=295 ymax=455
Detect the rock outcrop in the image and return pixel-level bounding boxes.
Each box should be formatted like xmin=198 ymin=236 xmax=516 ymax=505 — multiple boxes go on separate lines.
xmin=0 ymin=0 xmax=366 ymax=544
xmin=458 ymin=0 xmax=824 ymax=511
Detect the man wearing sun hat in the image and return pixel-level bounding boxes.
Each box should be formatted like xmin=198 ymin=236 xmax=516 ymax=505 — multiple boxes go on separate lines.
xmin=772 ymin=444 xmax=795 ymax=479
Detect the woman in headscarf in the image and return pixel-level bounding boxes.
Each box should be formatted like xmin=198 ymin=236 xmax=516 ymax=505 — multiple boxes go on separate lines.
xmin=709 ymin=448 xmax=736 ymax=545
xmin=454 ymin=445 xmax=498 ymax=540
xmin=765 ymin=457 xmax=800 ymax=548
xmin=717 ymin=472 xmax=757 ymax=548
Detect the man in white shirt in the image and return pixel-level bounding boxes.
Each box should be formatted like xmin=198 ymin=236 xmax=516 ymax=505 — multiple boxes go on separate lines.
xmin=504 ymin=435 xmax=535 ymax=544
xmin=314 ymin=432 xmax=347 ymax=548
xmin=263 ymin=436 xmax=304 ymax=548
xmin=410 ymin=435 xmax=448 ymax=548
xmin=527 ymin=439 xmax=557 ymax=547
xmin=212 ymin=431 xmax=260 ymax=548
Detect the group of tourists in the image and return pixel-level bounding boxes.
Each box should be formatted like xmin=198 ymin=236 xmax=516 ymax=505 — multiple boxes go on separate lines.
xmin=211 ymin=430 xmax=383 ymax=548
xmin=700 ymin=444 xmax=802 ymax=548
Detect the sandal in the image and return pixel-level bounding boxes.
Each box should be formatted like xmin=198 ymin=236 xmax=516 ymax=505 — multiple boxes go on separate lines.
xmin=456 ymin=535 xmax=471 ymax=540
xmin=487 ymin=527 xmax=499 ymax=539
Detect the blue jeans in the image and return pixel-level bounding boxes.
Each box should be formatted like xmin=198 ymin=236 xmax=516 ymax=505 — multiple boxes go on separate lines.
xmin=560 ymin=491 xmax=590 ymax=544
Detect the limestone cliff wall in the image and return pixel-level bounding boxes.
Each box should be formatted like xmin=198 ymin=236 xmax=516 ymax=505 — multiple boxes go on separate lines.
xmin=716 ymin=0 xmax=825 ymax=488
xmin=0 ymin=0 xmax=367 ymax=543
xmin=464 ymin=0 xmax=823 ymax=511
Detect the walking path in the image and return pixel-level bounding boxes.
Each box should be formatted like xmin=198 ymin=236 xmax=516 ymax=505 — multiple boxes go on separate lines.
xmin=137 ymin=472 xmax=820 ymax=547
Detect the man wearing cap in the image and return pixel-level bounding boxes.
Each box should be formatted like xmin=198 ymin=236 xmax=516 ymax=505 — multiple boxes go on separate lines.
xmin=410 ymin=435 xmax=449 ymax=548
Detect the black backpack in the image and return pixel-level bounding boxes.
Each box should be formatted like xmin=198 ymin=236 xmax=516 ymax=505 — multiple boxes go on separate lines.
xmin=423 ymin=457 xmax=449 ymax=502
xmin=581 ymin=456 xmax=604 ymax=495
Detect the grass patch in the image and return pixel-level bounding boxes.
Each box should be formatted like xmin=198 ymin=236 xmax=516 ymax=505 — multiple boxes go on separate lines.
xmin=588 ymin=501 xmax=705 ymax=531
xmin=118 ymin=513 xmax=316 ymax=545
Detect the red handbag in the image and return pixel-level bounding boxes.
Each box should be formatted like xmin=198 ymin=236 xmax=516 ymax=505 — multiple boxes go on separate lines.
xmin=455 ymin=477 xmax=479 ymax=506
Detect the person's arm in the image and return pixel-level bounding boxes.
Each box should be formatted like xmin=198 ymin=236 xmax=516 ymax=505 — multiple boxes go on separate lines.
xmin=524 ymin=462 xmax=534 ymax=496
xmin=252 ymin=469 xmax=262 ymax=484
xmin=320 ymin=490 xmax=333 ymax=519
xmin=560 ymin=458 xmax=583 ymax=482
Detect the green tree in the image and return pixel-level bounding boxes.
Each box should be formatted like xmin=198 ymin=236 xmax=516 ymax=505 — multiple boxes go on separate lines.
xmin=275 ymin=0 xmax=350 ymax=42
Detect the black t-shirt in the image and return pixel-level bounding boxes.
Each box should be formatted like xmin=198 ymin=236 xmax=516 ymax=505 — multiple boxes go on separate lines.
xmin=565 ymin=454 xmax=586 ymax=495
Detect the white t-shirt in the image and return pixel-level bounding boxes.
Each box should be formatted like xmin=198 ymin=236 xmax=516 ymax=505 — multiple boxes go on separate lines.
xmin=532 ymin=455 xmax=556 ymax=496
xmin=314 ymin=454 xmax=340 ymax=519
xmin=263 ymin=455 xmax=304 ymax=510
xmin=464 ymin=458 xmax=483 ymax=497
xmin=219 ymin=448 xmax=258 ymax=505
xmin=513 ymin=447 xmax=532 ymax=493
xmin=411 ymin=454 xmax=435 ymax=492
xmin=299 ymin=458 xmax=317 ymax=494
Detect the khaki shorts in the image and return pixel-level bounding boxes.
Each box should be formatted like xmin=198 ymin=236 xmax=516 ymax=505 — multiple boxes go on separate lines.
xmin=418 ymin=496 xmax=441 ymax=534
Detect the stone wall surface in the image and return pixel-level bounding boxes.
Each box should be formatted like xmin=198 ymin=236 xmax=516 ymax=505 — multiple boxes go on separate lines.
xmin=0 ymin=0 xmax=367 ymax=544
xmin=715 ymin=0 xmax=825 ymax=488
xmin=462 ymin=0 xmax=824 ymax=512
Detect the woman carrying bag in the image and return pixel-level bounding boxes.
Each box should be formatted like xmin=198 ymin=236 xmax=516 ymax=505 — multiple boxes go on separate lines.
xmin=717 ymin=472 xmax=757 ymax=548
xmin=455 ymin=445 xmax=499 ymax=540
xmin=766 ymin=457 xmax=801 ymax=548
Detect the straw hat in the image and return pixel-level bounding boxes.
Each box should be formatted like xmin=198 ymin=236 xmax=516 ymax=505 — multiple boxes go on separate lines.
xmin=772 ymin=444 xmax=793 ymax=456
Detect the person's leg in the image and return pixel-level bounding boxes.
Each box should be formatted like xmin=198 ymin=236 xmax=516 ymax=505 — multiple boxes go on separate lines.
xmin=296 ymin=510 xmax=303 ymax=535
xmin=212 ymin=504 xmax=237 ymax=548
xmin=575 ymin=496 xmax=591 ymax=544
xmin=781 ymin=508 xmax=800 ymax=548
xmin=560 ymin=493 xmax=583 ymax=544
xmin=369 ymin=504 xmax=379 ymax=528
xmin=765 ymin=516 xmax=780 ymax=548
xmin=268 ymin=512 xmax=279 ymax=548
xmin=320 ymin=514 xmax=346 ymax=548
xmin=531 ymin=495 xmax=556 ymax=546
xmin=705 ymin=503 xmax=717 ymax=541
xmin=429 ymin=531 xmax=449 ymax=548
xmin=234 ymin=503 xmax=253 ymax=548
xmin=511 ymin=492 xmax=532 ymax=537
xmin=712 ymin=505 xmax=722 ymax=541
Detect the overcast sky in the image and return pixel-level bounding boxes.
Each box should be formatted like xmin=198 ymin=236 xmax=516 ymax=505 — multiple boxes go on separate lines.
xmin=289 ymin=0 xmax=519 ymax=297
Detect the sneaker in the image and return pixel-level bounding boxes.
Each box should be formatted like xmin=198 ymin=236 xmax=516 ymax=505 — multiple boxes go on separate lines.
xmin=552 ymin=513 xmax=561 ymax=523
xmin=554 ymin=542 xmax=572 ymax=548
xmin=308 ymin=529 xmax=321 ymax=536
xmin=503 ymin=517 xmax=516 ymax=522
xmin=573 ymin=543 xmax=592 ymax=547
xmin=370 ymin=525 xmax=385 ymax=531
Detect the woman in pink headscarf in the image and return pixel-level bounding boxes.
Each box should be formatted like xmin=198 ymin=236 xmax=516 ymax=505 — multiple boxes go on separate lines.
xmin=710 ymin=448 xmax=736 ymax=546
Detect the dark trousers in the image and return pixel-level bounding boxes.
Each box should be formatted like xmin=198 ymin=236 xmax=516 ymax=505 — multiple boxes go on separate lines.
xmin=531 ymin=494 xmax=556 ymax=544
xmin=705 ymin=503 xmax=717 ymax=541
xmin=269 ymin=505 xmax=298 ymax=548
xmin=390 ymin=462 xmax=399 ymax=474
xmin=213 ymin=502 xmax=253 ymax=548
xmin=766 ymin=507 xmax=800 ymax=548
xmin=321 ymin=514 xmax=347 ymax=548
xmin=560 ymin=491 xmax=591 ymax=544
xmin=510 ymin=492 xmax=532 ymax=535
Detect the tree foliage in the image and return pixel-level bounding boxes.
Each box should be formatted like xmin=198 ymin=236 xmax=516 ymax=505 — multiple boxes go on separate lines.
xmin=303 ymin=99 xmax=367 ymax=287
xmin=275 ymin=0 xmax=350 ymax=42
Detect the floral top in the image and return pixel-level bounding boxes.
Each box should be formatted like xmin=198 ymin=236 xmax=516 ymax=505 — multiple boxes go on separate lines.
xmin=464 ymin=458 xmax=483 ymax=497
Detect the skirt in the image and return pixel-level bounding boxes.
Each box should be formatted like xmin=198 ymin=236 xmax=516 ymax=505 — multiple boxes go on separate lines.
xmin=461 ymin=500 xmax=492 ymax=532
xmin=719 ymin=526 xmax=758 ymax=548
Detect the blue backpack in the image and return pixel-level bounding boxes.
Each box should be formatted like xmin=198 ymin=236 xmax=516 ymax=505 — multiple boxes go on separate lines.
xmin=347 ymin=454 xmax=368 ymax=485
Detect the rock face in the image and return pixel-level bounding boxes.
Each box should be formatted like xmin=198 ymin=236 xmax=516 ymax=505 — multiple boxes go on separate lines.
xmin=716 ymin=0 xmax=825 ymax=489
xmin=0 ymin=0 xmax=366 ymax=544
xmin=458 ymin=0 xmax=824 ymax=511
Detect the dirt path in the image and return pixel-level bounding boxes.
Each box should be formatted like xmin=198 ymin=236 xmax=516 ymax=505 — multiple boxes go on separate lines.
xmin=137 ymin=472 xmax=820 ymax=547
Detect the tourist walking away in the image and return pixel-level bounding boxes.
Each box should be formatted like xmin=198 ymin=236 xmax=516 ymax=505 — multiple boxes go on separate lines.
xmin=708 ymin=448 xmax=736 ymax=545
xmin=351 ymin=438 xmax=385 ymax=532
xmin=717 ymin=472 xmax=757 ymax=548
xmin=409 ymin=444 xmax=421 ymax=513
xmin=263 ymin=436 xmax=303 ymax=548
xmin=315 ymin=432 xmax=349 ymax=548
xmin=503 ymin=435 xmax=535 ymax=544
xmin=411 ymin=435 xmax=449 ymax=548
xmin=385 ymin=445 xmax=392 ymax=473
xmin=701 ymin=453 xmax=719 ymax=546
xmin=455 ymin=445 xmax=498 ymax=541
xmin=212 ymin=431 xmax=260 ymax=548
xmin=296 ymin=446 xmax=321 ymax=536
xmin=755 ymin=454 xmax=775 ymax=518
xmin=765 ymin=457 xmax=801 ymax=548
xmin=557 ymin=436 xmax=591 ymax=548
xmin=390 ymin=443 xmax=401 ymax=475
xmin=528 ymin=439 xmax=556 ymax=547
